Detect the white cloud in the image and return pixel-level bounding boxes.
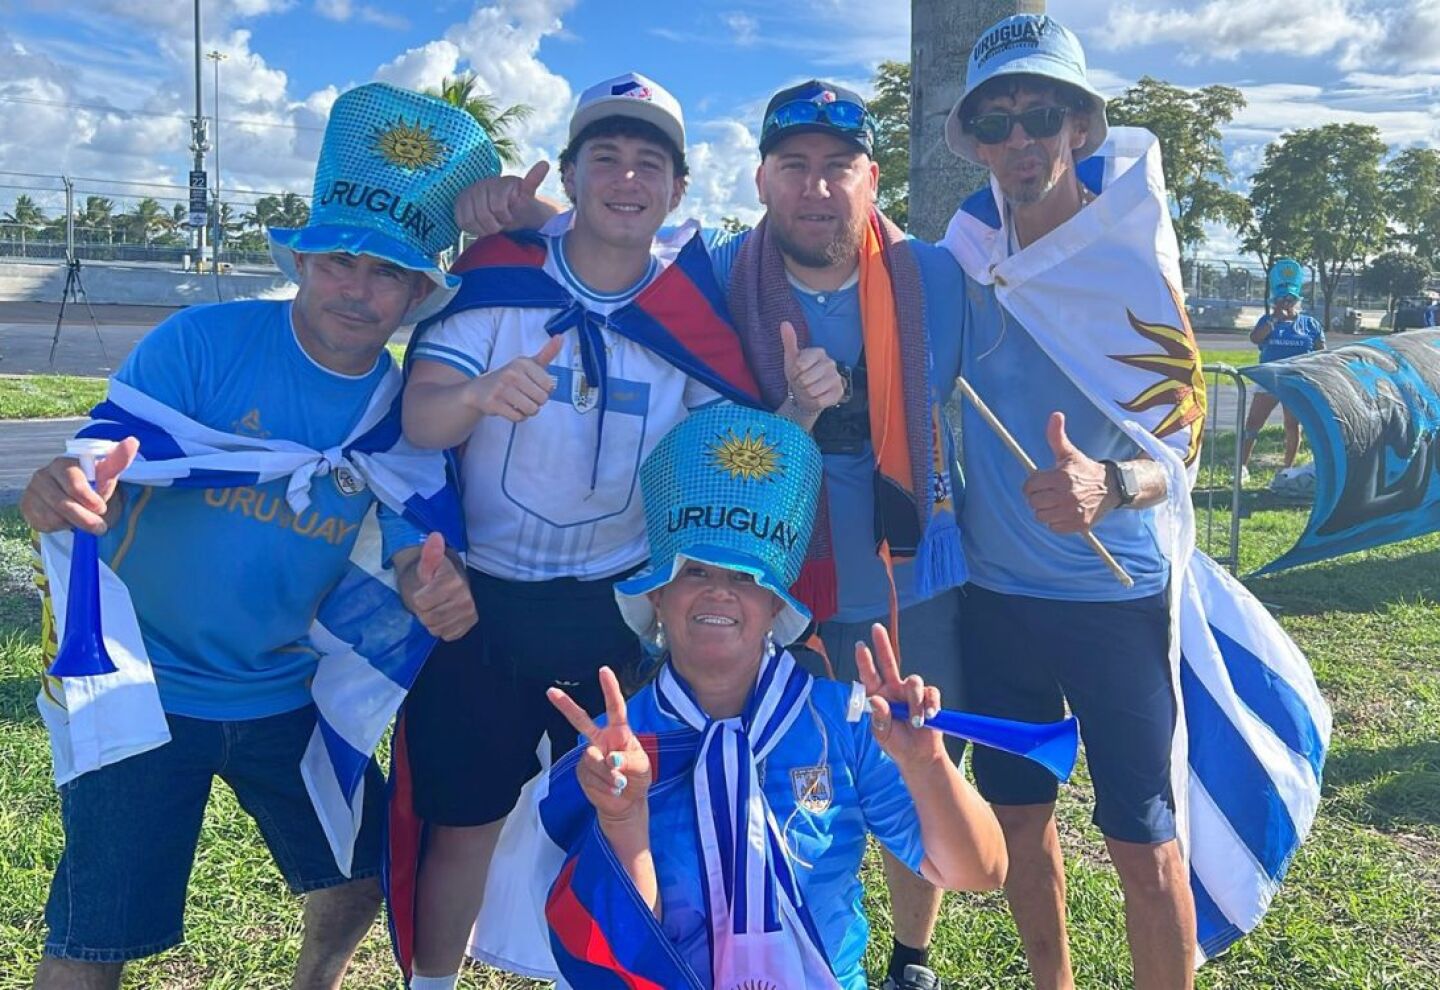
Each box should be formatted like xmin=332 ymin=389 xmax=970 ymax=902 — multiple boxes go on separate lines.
xmin=722 ymin=11 xmax=760 ymax=46
xmin=1096 ymin=0 xmax=1440 ymax=73
xmin=378 ymin=0 xmax=577 ymax=170
xmin=375 ymin=40 xmax=462 ymax=93
xmin=314 ymin=0 xmax=409 ymax=31
xmin=1087 ymin=67 xmax=1134 ymax=99
xmin=1099 ymin=0 xmax=1380 ymax=63
xmin=1224 ymin=81 xmax=1440 ymax=148
xmin=680 ymin=118 xmax=763 ymax=227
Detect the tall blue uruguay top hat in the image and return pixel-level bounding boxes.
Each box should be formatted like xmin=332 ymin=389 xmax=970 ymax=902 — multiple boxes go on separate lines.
xmin=268 ymin=81 xmax=502 ymax=324
xmin=615 ymin=405 xmax=823 ymax=647
xmin=1268 ymin=258 xmax=1305 ymax=302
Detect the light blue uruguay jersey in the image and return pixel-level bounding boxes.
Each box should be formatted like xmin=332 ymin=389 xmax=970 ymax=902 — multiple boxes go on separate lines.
xmin=99 ymin=300 xmax=421 ymax=720
xmin=704 ymin=229 xmax=969 ymax=622
xmin=624 ymin=675 xmax=926 ymax=990
xmin=960 ymin=282 xmax=1168 ymax=600
xmin=1255 ymin=313 xmax=1324 ymax=364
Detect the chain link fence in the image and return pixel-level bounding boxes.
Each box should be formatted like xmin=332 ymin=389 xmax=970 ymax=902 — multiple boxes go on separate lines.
xmin=1184 ymin=257 xmax=1399 ymax=333
xmin=0 ymin=171 xmax=296 ymax=272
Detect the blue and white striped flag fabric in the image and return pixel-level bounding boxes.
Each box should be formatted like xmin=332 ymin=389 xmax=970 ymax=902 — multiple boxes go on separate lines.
xmin=942 ymin=126 xmax=1332 ymax=963
xmin=37 ymin=372 xmax=461 ymax=876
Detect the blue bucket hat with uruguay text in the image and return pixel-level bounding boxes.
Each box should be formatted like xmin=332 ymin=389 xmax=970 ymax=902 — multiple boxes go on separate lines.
xmin=1268 ymin=258 xmax=1304 ymax=303
xmin=267 ymin=82 xmax=501 ymax=325
xmin=945 ymin=14 xmax=1109 ymax=165
xmin=615 ymin=405 xmax=823 ymax=648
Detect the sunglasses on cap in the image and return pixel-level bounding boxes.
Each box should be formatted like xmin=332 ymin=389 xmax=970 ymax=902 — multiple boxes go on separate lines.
xmin=762 ymin=98 xmax=875 ymax=143
xmin=964 ymin=106 xmax=1069 ymax=145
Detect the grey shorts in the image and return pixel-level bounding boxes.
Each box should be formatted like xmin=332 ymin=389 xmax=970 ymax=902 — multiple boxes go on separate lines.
xmin=792 ymin=589 xmax=966 ymax=762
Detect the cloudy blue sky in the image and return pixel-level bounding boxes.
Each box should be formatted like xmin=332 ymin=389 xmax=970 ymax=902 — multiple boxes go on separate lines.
xmin=2 ymin=0 xmax=1438 ymax=256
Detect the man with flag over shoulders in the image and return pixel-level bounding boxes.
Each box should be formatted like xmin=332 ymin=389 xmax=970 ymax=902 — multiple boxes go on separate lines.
xmin=392 ymin=72 xmax=765 ymax=990
xmin=941 ymin=13 xmax=1330 ymax=989
xmin=19 ymin=82 xmax=488 ymax=990
xmin=452 ymin=79 xmax=971 ymax=990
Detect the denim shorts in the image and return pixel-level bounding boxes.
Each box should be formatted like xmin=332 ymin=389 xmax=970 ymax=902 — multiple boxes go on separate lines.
xmin=958 ymin=584 xmax=1178 ymax=844
xmin=43 ymin=704 xmax=384 ymax=963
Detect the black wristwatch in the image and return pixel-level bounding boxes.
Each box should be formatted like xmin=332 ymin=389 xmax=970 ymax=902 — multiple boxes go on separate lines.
xmin=1102 ymin=459 xmax=1139 ymax=507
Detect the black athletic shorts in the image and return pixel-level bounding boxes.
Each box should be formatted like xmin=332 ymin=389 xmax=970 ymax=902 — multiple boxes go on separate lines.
xmin=403 ymin=565 xmax=644 ymax=826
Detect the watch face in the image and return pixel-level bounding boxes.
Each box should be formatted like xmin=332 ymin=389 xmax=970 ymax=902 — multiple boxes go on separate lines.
xmin=1117 ymin=463 xmax=1139 ymax=505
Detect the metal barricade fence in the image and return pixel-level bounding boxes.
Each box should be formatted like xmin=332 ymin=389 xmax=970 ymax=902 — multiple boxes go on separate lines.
xmin=1197 ymin=363 xmax=1247 ymax=573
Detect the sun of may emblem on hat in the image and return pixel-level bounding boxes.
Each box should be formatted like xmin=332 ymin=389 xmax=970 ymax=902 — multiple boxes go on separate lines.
xmin=372 ymin=117 xmax=448 ymax=170
xmin=707 ymin=428 xmax=783 ymax=482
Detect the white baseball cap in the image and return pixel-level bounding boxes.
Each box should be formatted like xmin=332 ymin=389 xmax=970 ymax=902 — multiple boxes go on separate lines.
xmin=569 ymin=72 xmax=685 ymax=153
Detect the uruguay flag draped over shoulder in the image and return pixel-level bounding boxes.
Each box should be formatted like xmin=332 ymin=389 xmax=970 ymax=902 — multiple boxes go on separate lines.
xmin=35 ymin=371 xmax=461 ymax=877
xmin=439 ymin=729 xmax=707 ymax=988
xmin=942 ymin=126 xmax=1333 ymax=962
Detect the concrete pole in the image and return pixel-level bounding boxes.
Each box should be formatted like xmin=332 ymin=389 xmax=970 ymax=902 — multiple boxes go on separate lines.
xmin=909 ymin=0 xmax=1044 ymax=241
xmin=190 ymin=0 xmax=208 ymax=266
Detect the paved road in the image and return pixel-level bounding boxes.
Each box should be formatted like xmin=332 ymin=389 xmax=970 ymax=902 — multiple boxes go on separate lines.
xmin=0 ymin=303 xmax=416 ymax=376
xmin=0 ymin=418 xmax=83 ymax=505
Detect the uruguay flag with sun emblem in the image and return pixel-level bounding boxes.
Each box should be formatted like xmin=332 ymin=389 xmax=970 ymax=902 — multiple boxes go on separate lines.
xmin=943 ymin=126 xmax=1332 ymax=964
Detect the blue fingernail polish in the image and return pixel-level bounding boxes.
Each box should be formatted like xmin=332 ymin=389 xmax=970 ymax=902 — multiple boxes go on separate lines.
xmin=910 ymin=714 xmax=924 ymax=728
xmin=609 ymin=752 xmax=624 ymax=768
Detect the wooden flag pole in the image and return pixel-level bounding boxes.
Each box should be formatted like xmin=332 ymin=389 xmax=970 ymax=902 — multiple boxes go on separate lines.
xmin=955 ymin=376 xmax=1135 ymax=589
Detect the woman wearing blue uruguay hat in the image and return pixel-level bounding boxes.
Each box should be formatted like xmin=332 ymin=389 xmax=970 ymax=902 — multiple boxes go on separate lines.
xmin=1238 ymin=258 xmax=1325 ymax=482
xmin=535 ymin=405 xmax=1007 ymax=990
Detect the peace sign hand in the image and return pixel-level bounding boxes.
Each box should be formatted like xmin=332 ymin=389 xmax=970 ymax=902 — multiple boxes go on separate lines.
xmin=855 ymin=623 xmax=945 ymax=772
xmin=547 ymin=666 xmax=653 ymax=825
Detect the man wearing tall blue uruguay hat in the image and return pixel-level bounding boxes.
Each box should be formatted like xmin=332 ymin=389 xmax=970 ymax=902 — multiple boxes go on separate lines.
xmin=20 ymin=81 xmax=497 ymax=990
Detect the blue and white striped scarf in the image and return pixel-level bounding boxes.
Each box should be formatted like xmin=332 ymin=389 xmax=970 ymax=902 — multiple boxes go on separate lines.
xmin=652 ymin=648 xmax=840 ymax=990
xmin=942 ymin=126 xmax=1332 ymax=963
xmin=37 ymin=372 xmax=461 ymax=876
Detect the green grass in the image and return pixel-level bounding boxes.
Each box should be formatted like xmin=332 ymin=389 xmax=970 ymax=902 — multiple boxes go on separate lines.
xmin=1200 ymin=348 xmax=1258 ymax=370
xmin=0 ymin=429 xmax=1436 ymax=988
xmin=0 ymin=375 xmax=106 ymax=420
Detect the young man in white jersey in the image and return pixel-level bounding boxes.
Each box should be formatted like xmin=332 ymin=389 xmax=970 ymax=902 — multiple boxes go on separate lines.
xmin=396 ymin=72 xmax=768 ymax=990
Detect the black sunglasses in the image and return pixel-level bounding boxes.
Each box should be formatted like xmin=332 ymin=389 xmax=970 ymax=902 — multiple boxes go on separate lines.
xmin=964 ymin=106 xmax=1069 ymax=145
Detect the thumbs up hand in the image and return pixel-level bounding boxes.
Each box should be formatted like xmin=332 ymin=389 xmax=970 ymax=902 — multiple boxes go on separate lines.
xmin=397 ymin=531 xmax=477 ymax=641
xmin=780 ymin=321 xmax=844 ymax=423
xmin=1021 ymin=412 xmax=1117 ymax=533
xmin=467 ymin=334 xmax=564 ymax=422
xmin=454 ymin=159 xmax=555 ymax=237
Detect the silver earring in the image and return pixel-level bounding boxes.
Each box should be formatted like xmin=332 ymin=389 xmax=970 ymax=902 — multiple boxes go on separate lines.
xmin=654 ymin=620 xmax=667 ymax=651
xmin=765 ymin=629 xmax=776 ymax=656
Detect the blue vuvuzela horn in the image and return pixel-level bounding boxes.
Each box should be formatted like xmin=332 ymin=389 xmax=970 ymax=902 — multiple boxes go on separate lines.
xmin=886 ymin=703 xmax=1079 ymax=782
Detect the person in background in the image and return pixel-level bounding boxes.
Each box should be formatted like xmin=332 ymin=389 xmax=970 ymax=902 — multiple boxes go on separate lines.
xmin=1238 ymin=259 xmax=1325 ymax=481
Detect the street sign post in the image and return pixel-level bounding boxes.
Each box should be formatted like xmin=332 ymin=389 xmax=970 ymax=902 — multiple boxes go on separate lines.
xmin=188 ymin=170 xmax=208 ymax=228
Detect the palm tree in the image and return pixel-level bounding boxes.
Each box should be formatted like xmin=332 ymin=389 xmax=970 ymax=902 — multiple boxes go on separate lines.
xmin=3 ymin=194 xmax=47 ymax=253
xmin=75 ymin=194 xmax=115 ymax=244
xmin=242 ymin=192 xmax=309 ymax=233
xmin=277 ymin=192 xmax=310 ymax=228
xmin=121 ymin=197 xmax=168 ymax=245
xmin=425 ymin=73 xmax=533 ymax=167
xmin=3 ymin=193 xmax=47 ymax=228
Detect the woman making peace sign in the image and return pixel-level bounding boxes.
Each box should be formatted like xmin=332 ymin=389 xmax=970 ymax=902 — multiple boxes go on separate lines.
xmin=537 ymin=405 xmax=1006 ymax=990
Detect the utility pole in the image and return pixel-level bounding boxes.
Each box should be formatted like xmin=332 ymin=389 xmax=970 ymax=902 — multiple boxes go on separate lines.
xmin=189 ymin=0 xmax=209 ymax=268
xmin=207 ymin=49 xmax=227 ymax=292
xmin=909 ymin=0 xmax=1044 ymax=241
